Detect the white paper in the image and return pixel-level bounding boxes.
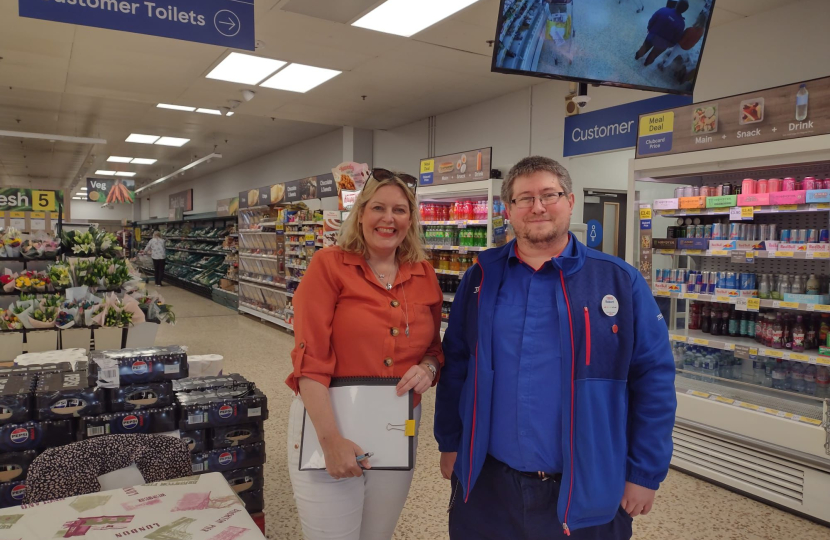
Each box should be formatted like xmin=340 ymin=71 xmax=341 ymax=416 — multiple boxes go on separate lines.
xmin=97 ymin=464 xmax=145 ymax=491
xmin=30 ymin=219 xmax=46 ymax=231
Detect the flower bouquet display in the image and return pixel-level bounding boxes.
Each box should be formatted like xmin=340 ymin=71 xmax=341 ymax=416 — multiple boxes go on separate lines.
xmin=131 ymin=290 xmax=177 ymax=325
xmin=0 ymin=309 xmax=23 ymax=331
xmin=48 ymin=262 xmax=73 ymax=291
xmin=91 ymin=293 xmax=145 ymax=328
xmin=73 ymin=259 xmax=100 ymax=288
xmin=61 ymin=229 xmax=96 ymax=256
xmin=1 ymin=272 xmax=17 ymax=293
xmin=29 ymin=306 xmax=58 ymax=329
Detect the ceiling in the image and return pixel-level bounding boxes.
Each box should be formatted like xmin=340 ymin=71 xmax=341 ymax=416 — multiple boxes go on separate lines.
xmin=0 ymin=0 xmax=805 ymax=196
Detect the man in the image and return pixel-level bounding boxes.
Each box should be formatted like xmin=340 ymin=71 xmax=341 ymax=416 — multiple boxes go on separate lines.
xmin=635 ymin=0 xmax=689 ymax=67
xmin=435 ymin=157 xmax=676 ymax=539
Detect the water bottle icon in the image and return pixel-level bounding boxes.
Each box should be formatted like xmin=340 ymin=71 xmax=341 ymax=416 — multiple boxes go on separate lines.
xmin=796 ymin=84 xmax=808 ymax=122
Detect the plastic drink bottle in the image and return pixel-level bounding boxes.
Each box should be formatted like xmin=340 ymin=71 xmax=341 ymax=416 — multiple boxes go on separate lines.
xmin=796 ymin=84 xmax=809 ymax=121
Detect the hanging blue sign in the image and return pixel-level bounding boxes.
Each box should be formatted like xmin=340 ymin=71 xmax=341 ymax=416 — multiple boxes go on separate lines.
xmin=586 ymin=219 xmax=603 ymax=248
xmin=564 ymin=95 xmax=692 ymax=157
xmin=19 ymin=0 xmax=255 ymax=51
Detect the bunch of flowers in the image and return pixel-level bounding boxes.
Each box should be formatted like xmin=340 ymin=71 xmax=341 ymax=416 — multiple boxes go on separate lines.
xmin=0 ymin=310 xmax=22 ymax=331
xmin=0 ymin=274 xmax=16 ymax=293
xmin=61 ymin=227 xmax=123 ymax=258
xmin=48 ymin=262 xmax=73 ymax=290
xmin=101 ymin=258 xmax=130 ymax=290
xmin=73 ymin=260 xmax=99 ymax=287
xmin=21 ymin=238 xmax=61 ymax=260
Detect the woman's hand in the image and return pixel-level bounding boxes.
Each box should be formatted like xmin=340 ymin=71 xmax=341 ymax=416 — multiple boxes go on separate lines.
xmin=321 ymin=436 xmax=370 ymax=479
xmin=396 ymin=363 xmax=433 ymax=396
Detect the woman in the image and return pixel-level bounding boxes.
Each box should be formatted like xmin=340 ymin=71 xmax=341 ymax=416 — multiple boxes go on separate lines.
xmin=142 ymin=231 xmax=166 ymax=287
xmin=286 ymin=169 xmax=443 ymax=540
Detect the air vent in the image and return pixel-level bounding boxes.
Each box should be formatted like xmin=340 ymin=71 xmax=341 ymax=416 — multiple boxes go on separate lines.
xmin=673 ymin=425 xmax=805 ymax=504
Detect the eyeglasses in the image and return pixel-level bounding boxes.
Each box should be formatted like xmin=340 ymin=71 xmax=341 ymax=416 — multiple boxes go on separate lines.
xmin=511 ymin=192 xmax=566 ymax=208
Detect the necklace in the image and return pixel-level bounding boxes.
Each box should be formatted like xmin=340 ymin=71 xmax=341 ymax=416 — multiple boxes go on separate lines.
xmin=366 ymin=259 xmax=398 ymax=291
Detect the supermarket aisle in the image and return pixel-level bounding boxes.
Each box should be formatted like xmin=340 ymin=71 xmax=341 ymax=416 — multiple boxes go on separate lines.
xmin=153 ymin=285 xmax=830 ymax=540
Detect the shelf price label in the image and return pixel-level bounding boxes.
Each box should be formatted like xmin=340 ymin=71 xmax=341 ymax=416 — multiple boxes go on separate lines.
xmin=685 ymin=249 xmax=703 ymax=255
xmin=658 ymin=249 xmax=675 ymax=255
xmin=746 ymin=298 xmax=760 ymax=311
xmin=655 ymin=290 xmax=671 ymax=297
xmin=815 ymin=304 xmax=830 ymax=312
xmin=789 ymin=353 xmax=809 ymax=362
xmin=692 ymin=338 xmax=709 ymax=346
xmin=779 ymin=301 xmax=799 ymax=309
xmin=767 ymin=349 xmax=784 ymax=358
xmin=671 ymin=335 xmax=686 ymax=342
xmin=683 ymin=293 xmax=699 ymax=300
xmin=687 ymin=390 xmax=710 ymax=399
xmin=811 ymin=252 xmax=830 ymax=259
xmin=800 ymin=417 xmax=823 ymax=426
xmin=716 ymin=295 xmax=731 ymax=302
xmin=639 ymin=208 xmax=653 ymax=220
xmin=775 ymin=251 xmax=794 ymax=258
xmin=685 ymin=208 xmax=701 ymax=214
xmin=711 ymin=250 xmax=729 ymax=256
xmin=739 ymin=403 xmax=760 ymax=411
xmin=777 ymin=205 xmax=798 ymax=211
xmin=714 ymin=396 xmax=735 ymax=404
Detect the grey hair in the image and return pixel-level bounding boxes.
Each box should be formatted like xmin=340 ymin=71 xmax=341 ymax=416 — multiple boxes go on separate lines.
xmin=501 ymin=156 xmax=574 ymax=205
xmin=153 ymin=231 xmax=162 ymax=239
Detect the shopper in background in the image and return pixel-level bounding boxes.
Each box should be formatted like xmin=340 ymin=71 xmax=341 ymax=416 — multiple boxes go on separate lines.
xmin=286 ymin=169 xmax=443 ymax=540
xmin=435 ymin=156 xmax=677 ymax=539
xmin=635 ymin=0 xmax=689 ymax=67
xmin=142 ymin=231 xmax=166 ymax=287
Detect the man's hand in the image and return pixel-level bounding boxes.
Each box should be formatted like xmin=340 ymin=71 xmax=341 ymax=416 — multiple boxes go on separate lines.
xmin=440 ymin=452 xmax=457 ymax=480
xmin=621 ymin=482 xmax=655 ymax=517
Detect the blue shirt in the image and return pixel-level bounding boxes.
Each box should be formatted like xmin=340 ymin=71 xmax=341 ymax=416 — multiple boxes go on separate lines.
xmin=488 ymin=238 xmax=577 ymax=473
xmin=648 ymin=7 xmax=685 ymax=44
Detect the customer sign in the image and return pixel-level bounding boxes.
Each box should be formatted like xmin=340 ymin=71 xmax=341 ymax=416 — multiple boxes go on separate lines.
xmin=18 ymin=0 xmax=255 ymax=50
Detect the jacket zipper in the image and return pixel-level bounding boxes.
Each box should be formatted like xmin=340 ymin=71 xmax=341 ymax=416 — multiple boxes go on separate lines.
xmin=583 ymin=307 xmax=591 ymax=366
xmin=559 ymin=271 xmax=576 ymax=536
xmin=465 ymin=264 xmax=484 ymax=503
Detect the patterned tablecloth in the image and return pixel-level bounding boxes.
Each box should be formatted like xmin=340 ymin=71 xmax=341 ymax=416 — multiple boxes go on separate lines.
xmin=0 ymin=473 xmax=265 ymax=539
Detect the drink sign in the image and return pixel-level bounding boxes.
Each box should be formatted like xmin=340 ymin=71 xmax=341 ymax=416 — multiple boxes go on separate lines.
xmin=419 ymin=148 xmax=492 ymax=186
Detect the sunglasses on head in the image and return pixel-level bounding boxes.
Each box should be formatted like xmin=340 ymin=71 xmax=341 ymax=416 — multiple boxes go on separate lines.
xmin=368 ymin=168 xmax=417 ymax=193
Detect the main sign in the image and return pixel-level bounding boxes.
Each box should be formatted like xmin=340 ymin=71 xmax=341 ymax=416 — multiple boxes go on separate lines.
xmin=0 ymin=188 xmax=63 ymax=212
xmin=419 ymin=148 xmax=492 ymax=187
xmin=19 ymin=0 xmax=255 ymax=51
xmin=636 ymin=76 xmax=830 ymax=157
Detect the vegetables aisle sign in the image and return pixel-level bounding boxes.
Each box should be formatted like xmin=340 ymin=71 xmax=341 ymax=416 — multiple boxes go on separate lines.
xmin=0 ymin=188 xmax=63 ymax=212
xmin=87 ymin=178 xmax=135 ymax=204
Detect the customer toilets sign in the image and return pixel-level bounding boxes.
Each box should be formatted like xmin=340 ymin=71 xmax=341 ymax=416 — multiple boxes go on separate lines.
xmin=18 ymin=0 xmax=255 ymax=50
xmin=564 ymin=95 xmax=691 ymax=157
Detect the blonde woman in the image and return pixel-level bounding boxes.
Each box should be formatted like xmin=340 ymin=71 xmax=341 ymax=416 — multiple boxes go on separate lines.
xmin=286 ymin=169 xmax=443 ymax=540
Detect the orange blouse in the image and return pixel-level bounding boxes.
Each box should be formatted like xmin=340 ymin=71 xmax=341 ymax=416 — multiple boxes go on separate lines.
xmin=285 ymin=247 xmax=444 ymax=406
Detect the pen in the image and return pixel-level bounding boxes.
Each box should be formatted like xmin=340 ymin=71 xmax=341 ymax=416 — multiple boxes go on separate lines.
xmin=356 ymin=452 xmax=374 ymax=462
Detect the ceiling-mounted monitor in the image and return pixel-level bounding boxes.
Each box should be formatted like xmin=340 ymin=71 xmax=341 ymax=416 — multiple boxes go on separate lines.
xmin=491 ymin=0 xmax=716 ymax=96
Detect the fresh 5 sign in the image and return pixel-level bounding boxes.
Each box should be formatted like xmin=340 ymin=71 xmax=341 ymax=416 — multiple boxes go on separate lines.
xmin=563 ymin=95 xmax=691 ymax=157
xmin=18 ymin=0 xmax=255 ymax=51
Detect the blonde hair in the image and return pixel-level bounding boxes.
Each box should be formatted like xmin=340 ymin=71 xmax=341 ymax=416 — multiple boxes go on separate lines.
xmin=338 ymin=173 xmax=425 ymax=264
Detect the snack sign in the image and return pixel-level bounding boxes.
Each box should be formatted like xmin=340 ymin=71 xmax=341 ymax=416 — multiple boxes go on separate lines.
xmin=419 ymin=148 xmax=491 ymax=186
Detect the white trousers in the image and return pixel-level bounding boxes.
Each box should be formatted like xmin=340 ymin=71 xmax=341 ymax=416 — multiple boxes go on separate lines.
xmin=287 ymin=396 xmax=421 ymax=540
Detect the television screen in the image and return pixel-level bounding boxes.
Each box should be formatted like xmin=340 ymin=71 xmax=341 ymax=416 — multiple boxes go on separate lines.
xmin=491 ymin=0 xmax=716 ymax=95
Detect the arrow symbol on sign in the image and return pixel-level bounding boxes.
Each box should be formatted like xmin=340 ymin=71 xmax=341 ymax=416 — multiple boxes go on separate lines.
xmin=219 ymin=18 xmax=236 ymax=31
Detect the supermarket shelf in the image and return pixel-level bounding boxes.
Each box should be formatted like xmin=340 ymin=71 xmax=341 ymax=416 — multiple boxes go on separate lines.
xmin=675 ymin=376 xmax=823 ymax=425
xmin=422 ymin=220 xmax=489 ymax=226
xmin=654 ymin=248 xmax=829 ymax=259
xmin=239 ymin=304 xmax=293 ymax=331
xmin=654 ymin=290 xmax=830 ymax=313
xmin=443 ymin=293 xmax=455 ymax=302
xmin=285 ymin=232 xmax=307 ymax=236
xmin=164 ymin=236 xmax=226 ymax=242
xmin=425 ymin=245 xmax=488 ymax=252
xmin=229 ymin=233 xmax=239 ymax=237
xmin=239 ymin=253 xmax=281 ymax=261
xmin=435 ymin=269 xmax=465 ymax=276
xmin=239 ymin=276 xmax=286 ymax=288
xmin=168 ymin=247 xmax=227 ymax=256
xmin=303 ymin=221 xmax=323 ymax=225
xmin=286 ymin=276 xmax=302 ymax=283
xmin=238 ymin=230 xmax=274 ymax=235
xmin=316 ymin=242 xmax=323 ymax=247
xmin=286 ymin=263 xmax=307 ymax=270
xmin=669 ymin=329 xmax=830 ymax=366
xmin=657 ymin=203 xmax=829 ymax=218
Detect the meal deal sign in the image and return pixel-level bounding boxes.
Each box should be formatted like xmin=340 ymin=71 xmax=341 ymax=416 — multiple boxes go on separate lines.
xmin=419 ymin=148 xmax=492 ymax=186
xmin=18 ymin=0 xmax=255 ymax=50
xmin=636 ymin=76 xmax=830 ymax=158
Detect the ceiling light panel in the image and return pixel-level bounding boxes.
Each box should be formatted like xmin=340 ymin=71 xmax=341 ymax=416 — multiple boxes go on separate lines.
xmin=226 ymin=111 xmax=235 ymax=116
xmin=206 ymin=52 xmax=287 ymax=85
xmin=196 ymin=108 xmax=222 ymax=115
xmin=260 ymin=64 xmax=341 ymax=93
xmin=80 ymin=187 xmax=87 ymax=190
xmin=95 ymin=170 xmax=116 ymax=176
xmin=115 ymin=172 xmax=136 ymax=177
xmin=352 ymin=0 xmax=480 ymax=37
xmin=157 ymin=103 xmax=197 ymax=112
xmin=126 ymin=134 xmax=160 ymax=144
xmin=107 ymin=156 xmax=132 ymax=163
xmin=155 ymin=137 xmax=190 ymax=147
xmin=131 ymin=158 xmax=157 ymax=165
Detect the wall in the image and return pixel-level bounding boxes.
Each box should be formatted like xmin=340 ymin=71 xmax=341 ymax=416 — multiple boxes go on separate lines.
xmin=69 ymin=200 xmax=134 ymax=222
xmin=143 ymin=128 xmax=344 ymax=218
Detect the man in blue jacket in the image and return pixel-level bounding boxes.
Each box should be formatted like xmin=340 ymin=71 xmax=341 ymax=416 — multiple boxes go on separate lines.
xmin=435 ymin=156 xmax=676 ymax=539
xmin=635 ymin=0 xmax=689 ymax=66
